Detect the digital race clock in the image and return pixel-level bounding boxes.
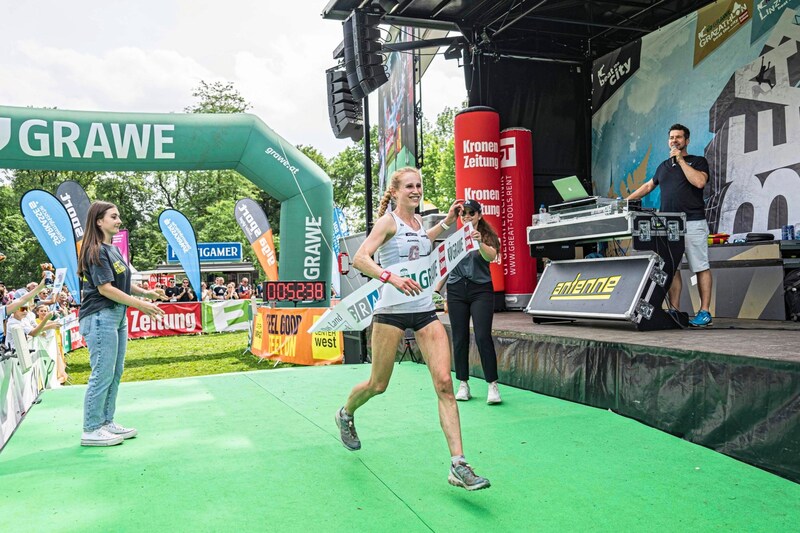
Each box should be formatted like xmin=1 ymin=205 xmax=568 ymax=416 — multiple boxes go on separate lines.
xmin=262 ymin=281 xmax=327 ymax=302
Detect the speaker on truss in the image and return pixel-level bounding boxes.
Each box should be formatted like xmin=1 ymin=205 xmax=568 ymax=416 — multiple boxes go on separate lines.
xmin=353 ymin=10 xmax=388 ymax=95
xmin=326 ymin=68 xmax=363 ymax=142
xmin=342 ymin=9 xmax=388 ymax=99
xmin=342 ymin=14 xmax=367 ymax=101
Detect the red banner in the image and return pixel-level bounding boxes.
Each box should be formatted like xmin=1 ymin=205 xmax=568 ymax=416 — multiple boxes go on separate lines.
xmin=127 ymin=302 xmax=202 ymax=339
xmin=500 ymin=128 xmax=537 ymax=308
xmin=454 ymin=107 xmax=504 ymax=292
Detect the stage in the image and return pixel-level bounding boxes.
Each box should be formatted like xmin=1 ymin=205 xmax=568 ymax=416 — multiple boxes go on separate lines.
xmin=437 ymin=312 xmax=800 ymax=483
xmin=2 ymin=366 xmax=799 ymax=531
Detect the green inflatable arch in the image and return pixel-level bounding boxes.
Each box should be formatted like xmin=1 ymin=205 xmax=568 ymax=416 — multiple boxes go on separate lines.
xmin=0 ymin=105 xmax=333 ymax=306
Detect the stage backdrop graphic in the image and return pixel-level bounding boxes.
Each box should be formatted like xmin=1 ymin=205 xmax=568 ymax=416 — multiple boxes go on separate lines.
xmin=378 ymin=26 xmax=417 ymax=193
xmin=235 ymin=198 xmax=278 ymax=281
xmin=158 ymin=210 xmax=201 ymax=297
xmin=592 ymin=3 xmax=800 ymax=235
xmin=19 ymin=189 xmax=81 ymax=303
xmin=0 ymin=106 xmax=333 ymax=307
xmin=55 ymin=180 xmax=91 ymax=256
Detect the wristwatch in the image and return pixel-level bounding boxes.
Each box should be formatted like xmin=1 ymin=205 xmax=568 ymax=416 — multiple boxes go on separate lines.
xmin=379 ymin=270 xmax=392 ymax=283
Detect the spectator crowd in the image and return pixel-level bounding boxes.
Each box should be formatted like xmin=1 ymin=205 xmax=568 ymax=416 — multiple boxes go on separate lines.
xmin=2 ymin=272 xmax=262 ymax=388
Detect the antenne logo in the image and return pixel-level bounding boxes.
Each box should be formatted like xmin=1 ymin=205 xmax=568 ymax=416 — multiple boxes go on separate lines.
xmin=0 ymin=118 xmax=10 ymax=151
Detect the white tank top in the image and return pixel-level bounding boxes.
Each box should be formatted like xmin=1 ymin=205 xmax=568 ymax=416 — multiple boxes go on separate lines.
xmin=374 ymin=212 xmax=434 ymax=314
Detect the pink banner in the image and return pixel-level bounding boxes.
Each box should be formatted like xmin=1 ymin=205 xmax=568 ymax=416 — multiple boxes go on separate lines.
xmin=127 ymin=302 xmax=202 ymax=339
xmin=112 ymin=229 xmax=130 ymax=264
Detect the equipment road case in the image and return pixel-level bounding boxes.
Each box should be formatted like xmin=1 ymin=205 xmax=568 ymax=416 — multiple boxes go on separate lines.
xmin=525 ymin=253 xmax=687 ymax=330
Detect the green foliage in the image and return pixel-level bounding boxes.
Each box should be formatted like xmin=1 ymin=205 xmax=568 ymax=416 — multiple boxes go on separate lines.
xmin=420 ymin=105 xmax=459 ymax=211
xmin=185 ymin=81 xmax=252 ymax=114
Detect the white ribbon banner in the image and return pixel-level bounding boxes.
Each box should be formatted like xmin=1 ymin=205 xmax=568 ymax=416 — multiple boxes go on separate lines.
xmin=308 ymin=223 xmax=476 ymax=333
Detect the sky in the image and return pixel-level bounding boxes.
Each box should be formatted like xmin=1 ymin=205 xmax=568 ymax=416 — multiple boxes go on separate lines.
xmin=0 ymin=0 xmax=467 ymax=158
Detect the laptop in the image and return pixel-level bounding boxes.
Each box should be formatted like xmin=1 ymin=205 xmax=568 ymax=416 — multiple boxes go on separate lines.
xmin=550 ymin=176 xmax=598 ymax=211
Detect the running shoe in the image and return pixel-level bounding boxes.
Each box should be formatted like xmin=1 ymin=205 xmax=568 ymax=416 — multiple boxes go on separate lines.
xmin=448 ymin=461 xmax=491 ymax=491
xmin=689 ymin=310 xmax=713 ymax=327
xmin=335 ymin=407 xmax=361 ymax=451
xmin=455 ymin=381 xmax=471 ymax=401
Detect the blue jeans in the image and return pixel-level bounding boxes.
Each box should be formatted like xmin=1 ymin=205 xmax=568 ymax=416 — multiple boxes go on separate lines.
xmin=81 ymin=304 xmax=128 ymax=431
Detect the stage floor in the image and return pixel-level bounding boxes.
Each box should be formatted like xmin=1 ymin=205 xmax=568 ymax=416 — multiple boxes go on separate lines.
xmin=440 ymin=312 xmax=800 ymax=363
xmin=2 ymin=366 xmax=799 ymax=531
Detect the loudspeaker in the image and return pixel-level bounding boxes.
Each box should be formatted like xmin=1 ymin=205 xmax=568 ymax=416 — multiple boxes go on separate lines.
xmin=326 ymin=68 xmax=363 ymax=142
xmin=343 ymin=10 xmax=388 ymax=98
xmin=342 ymin=15 xmax=366 ymax=101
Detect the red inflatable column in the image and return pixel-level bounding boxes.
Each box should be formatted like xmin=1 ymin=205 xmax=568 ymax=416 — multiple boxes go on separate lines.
xmin=454 ymin=107 xmax=504 ymax=295
xmin=500 ymin=128 xmax=536 ymax=309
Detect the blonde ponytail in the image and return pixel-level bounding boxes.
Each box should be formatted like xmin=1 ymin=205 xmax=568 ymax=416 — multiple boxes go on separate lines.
xmin=377 ymin=189 xmax=393 ymax=218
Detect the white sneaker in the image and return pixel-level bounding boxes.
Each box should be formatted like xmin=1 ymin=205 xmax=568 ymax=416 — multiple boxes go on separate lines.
xmin=487 ymin=382 xmax=502 ymax=405
xmin=455 ymin=381 xmax=471 ymax=401
xmin=81 ymin=427 xmax=124 ymax=447
xmin=104 ymin=421 xmax=138 ymax=440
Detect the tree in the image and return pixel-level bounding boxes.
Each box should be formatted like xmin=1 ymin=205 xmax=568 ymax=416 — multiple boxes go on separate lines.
xmin=185 ymin=81 xmax=252 ymax=114
xmin=420 ymin=105 xmax=458 ymax=211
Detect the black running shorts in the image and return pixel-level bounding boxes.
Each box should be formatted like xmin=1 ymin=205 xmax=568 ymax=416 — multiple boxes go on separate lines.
xmin=373 ymin=311 xmax=439 ymax=331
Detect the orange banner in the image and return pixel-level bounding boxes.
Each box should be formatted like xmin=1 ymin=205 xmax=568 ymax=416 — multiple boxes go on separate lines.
xmin=251 ymin=307 xmax=342 ymax=365
xmin=251 ymin=228 xmax=279 ymax=281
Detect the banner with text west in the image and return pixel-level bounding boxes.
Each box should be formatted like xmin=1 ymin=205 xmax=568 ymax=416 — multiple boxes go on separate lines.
xmin=251 ymin=307 xmax=342 ymax=365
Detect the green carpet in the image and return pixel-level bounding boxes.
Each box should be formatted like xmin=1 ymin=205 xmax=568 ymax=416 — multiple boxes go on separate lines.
xmin=1 ymin=364 xmax=798 ymax=532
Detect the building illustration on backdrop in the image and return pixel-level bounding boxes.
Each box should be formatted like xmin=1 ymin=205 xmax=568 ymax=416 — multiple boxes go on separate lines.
xmin=705 ymin=10 xmax=800 ymax=234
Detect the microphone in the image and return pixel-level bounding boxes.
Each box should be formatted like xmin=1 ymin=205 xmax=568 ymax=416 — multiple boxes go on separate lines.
xmin=670 ymin=144 xmax=678 ymax=167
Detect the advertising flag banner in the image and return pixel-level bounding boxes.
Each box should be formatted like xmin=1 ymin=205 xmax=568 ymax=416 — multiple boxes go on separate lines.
xmin=201 ymin=300 xmax=251 ymax=333
xmin=308 ymin=224 xmax=476 ymax=333
xmin=251 ymin=307 xmax=342 ymax=365
xmin=127 ymin=302 xmax=202 ymax=339
xmin=20 ymin=190 xmax=81 ymax=304
xmin=693 ymin=0 xmax=753 ymax=66
xmin=112 ymin=229 xmax=130 ymax=264
xmin=55 ymin=180 xmax=91 ymax=255
xmin=235 ymin=198 xmax=278 ymax=281
xmin=158 ymin=210 xmax=201 ymax=295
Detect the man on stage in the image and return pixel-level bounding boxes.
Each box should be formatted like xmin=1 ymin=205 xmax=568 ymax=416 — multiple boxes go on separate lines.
xmin=626 ymin=123 xmax=713 ymax=327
